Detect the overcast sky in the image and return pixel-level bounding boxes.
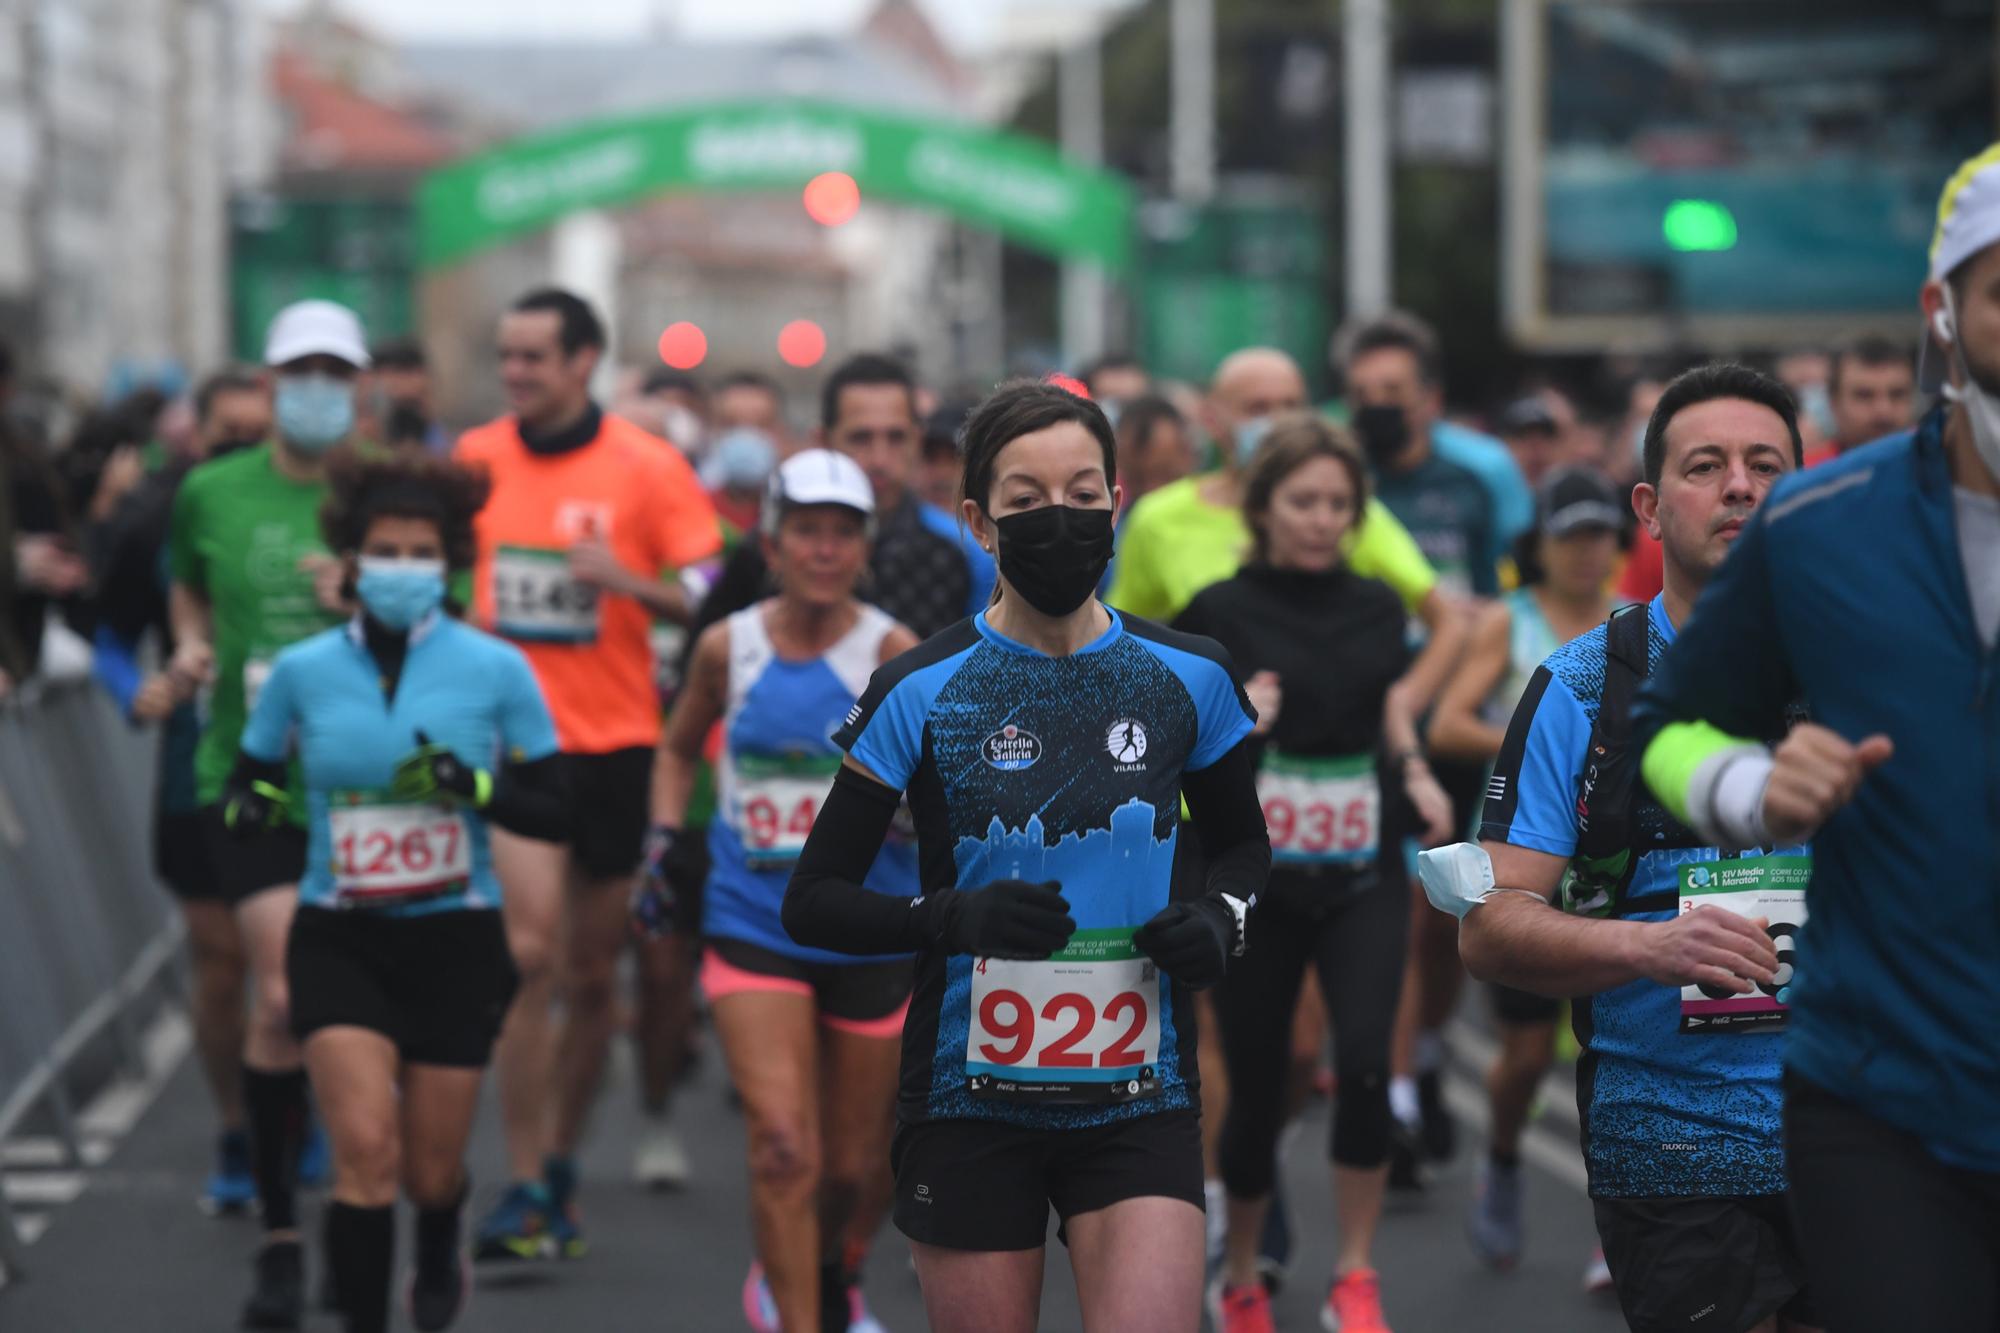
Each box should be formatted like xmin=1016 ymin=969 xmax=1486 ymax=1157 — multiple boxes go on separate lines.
xmin=266 ymin=0 xmax=1008 ymax=49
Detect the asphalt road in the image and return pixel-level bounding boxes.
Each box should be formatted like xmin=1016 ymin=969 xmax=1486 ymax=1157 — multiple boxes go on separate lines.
xmin=0 ymin=1010 xmax=1627 ymax=1333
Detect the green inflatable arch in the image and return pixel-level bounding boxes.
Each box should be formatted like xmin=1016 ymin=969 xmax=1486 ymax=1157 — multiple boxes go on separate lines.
xmin=418 ymin=98 xmax=1134 ymax=272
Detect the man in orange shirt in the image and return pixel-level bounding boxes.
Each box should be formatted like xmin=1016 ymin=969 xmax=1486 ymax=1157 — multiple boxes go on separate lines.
xmin=1804 ymin=335 xmax=1918 ymax=466
xmin=457 ymin=288 xmax=722 ymax=1262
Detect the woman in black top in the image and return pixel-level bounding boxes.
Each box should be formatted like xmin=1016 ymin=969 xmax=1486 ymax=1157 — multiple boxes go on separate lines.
xmin=1173 ymin=415 xmax=1452 ymax=1333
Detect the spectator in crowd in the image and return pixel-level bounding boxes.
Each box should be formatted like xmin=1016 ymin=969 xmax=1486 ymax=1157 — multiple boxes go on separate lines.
xmin=1115 ymin=393 xmax=1199 ymax=515
xmin=1496 ymin=395 xmax=1564 ymax=490
xmin=1774 ymin=346 xmax=1833 ymax=454
xmin=1807 ymin=335 xmax=1918 ymax=465
xmin=366 ymin=336 xmax=448 ymax=455
xmin=703 ymin=371 xmax=790 ymax=533
xmin=1 ymin=340 xmax=88 ymax=676
xmin=920 ymin=397 xmax=975 ymax=514
xmin=1078 ymin=352 xmax=1151 ymax=417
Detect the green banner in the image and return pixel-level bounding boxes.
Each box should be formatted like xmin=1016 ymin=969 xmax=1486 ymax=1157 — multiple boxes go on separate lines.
xmin=418 ymin=99 xmax=1133 ymax=271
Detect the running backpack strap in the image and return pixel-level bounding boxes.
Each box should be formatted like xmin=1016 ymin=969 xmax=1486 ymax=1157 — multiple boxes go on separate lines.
xmin=1563 ymin=605 xmax=1653 ymax=915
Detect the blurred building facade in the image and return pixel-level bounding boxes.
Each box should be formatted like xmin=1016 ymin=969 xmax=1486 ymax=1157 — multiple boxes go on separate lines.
xmin=0 ymin=0 xmax=273 ymax=395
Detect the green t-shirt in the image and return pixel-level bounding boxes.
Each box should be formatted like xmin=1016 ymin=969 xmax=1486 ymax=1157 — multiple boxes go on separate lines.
xmin=1105 ymin=475 xmax=1439 ymax=623
xmin=169 ymin=445 xmax=340 ymax=806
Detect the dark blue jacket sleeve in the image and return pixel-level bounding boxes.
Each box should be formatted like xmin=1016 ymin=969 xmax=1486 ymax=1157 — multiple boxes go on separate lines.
xmin=1632 ymin=501 xmax=1796 ymax=750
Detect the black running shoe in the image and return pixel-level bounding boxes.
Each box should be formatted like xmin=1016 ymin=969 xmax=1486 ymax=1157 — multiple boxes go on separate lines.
xmin=240 ymin=1240 xmax=304 ymax=1330
xmin=1417 ymin=1068 xmax=1457 ymax=1162
xmin=1387 ymin=1122 xmax=1430 ymax=1194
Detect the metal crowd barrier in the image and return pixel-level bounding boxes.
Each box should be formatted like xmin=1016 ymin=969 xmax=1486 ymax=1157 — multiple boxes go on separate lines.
xmin=0 ymin=676 xmax=185 ymax=1279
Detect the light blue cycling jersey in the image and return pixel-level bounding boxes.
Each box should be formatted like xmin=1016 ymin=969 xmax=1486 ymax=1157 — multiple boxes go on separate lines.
xmin=240 ymin=613 xmax=559 ymax=917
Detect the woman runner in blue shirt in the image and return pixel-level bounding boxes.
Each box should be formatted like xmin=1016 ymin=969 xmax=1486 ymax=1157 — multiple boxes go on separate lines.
xmin=222 ymin=455 xmax=566 ymax=1333
xmin=784 ymin=379 xmax=1271 ymax=1333
xmin=635 ymin=449 xmax=920 ymax=1333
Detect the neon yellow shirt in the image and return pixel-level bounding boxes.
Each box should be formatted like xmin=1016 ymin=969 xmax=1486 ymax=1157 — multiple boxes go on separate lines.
xmin=1105 ymin=475 xmax=1438 ymax=622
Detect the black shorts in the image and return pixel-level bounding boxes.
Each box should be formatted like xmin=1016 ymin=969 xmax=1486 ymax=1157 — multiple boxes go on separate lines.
xmin=155 ymin=808 xmax=220 ymax=901
xmin=201 ymin=805 xmax=309 ymax=905
xmin=287 ymin=905 xmax=519 ymax=1067
xmin=1593 ymin=1193 xmax=1818 ymax=1333
xmin=703 ymin=937 xmax=911 ymax=1026
xmin=1490 ymin=981 xmax=1561 ymax=1026
xmin=562 ymin=747 xmax=652 ymax=879
xmin=891 ymin=1110 xmax=1205 ymax=1252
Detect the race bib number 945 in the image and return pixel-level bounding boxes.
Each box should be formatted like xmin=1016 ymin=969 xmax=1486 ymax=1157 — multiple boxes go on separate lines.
xmin=1258 ymin=752 xmax=1380 ymax=866
xmin=329 ymin=792 xmax=472 ymax=907
xmin=1679 ymin=855 xmax=1809 ymax=1033
xmin=965 ymin=929 xmax=1162 ymax=1105
xmin=493 ymin=545 xmax=598 ymax=644
xmin=732 ymin=752 xmax=841 ymax=869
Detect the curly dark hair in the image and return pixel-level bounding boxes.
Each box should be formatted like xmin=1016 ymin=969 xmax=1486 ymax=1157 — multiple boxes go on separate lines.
xmin=320 ymin=453 xmax=491 ymax=574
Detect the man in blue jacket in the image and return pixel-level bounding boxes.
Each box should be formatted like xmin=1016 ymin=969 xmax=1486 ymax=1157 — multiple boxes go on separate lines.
xmin=1638 ymin=142 xmax=2000 ymax=1329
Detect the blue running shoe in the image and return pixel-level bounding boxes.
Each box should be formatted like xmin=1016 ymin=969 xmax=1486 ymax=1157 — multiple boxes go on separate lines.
xmin=201 ymin=1129 xmax=257 ymax=1215
xmin=297 ymin=1119 xmax=330 ymax=1189
xmin=473 ymin=1182 xmax=555 ymax=1263
xmin=542 ymin=1155 xmax=587 ymax=1260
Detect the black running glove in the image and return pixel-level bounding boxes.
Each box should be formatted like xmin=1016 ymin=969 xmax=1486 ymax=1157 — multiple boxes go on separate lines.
xmin=1134 ymin=897 xmax=1237 ymax=989
xmin=391 ymin=729 xmax=488 ymax=807
xmin=915 ymin=879 xmax=1076 ymax=960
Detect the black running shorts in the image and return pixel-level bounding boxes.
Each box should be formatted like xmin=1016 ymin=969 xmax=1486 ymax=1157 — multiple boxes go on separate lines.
xmin=156 ymin=808 xmax=221 ymax=901
xmin=287 ymin=905 xmax=519 ymax=1067
xmin=1592 ymin=1192 xmax=1818 ymax=1333
xmin=561 ymin=747 xmax=653 ymax=880
xmin=201 ymin=804 xmax=309 ymax=905
xmin=1490 ymin=981 xmax=1561 ymax=1026
xmin=891 ymin=1109 xmax=1205 ymax=1252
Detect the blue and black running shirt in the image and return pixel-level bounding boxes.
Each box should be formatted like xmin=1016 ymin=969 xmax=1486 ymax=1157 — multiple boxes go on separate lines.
xmin=834 ymin=608 xmax=1254 ymax=1130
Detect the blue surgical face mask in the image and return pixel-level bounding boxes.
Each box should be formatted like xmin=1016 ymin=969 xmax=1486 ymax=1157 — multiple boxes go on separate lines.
xmin=1232 ymin=415 xmax=1274 ymax=466
xmin=274 ymin=373 xmax=355 ymax=454
xmin=355 ymin=556 xmax=446 ymax=630
xmin=709 ymin=428 xmax=777 ymax=490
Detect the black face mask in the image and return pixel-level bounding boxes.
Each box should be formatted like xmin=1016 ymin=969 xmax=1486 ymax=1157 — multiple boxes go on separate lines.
xmin=209 ymin=434 xmax=265 ymax=459
xmin=992 ymin=504 xmax=1115 ymax=618
xmin=1353 ymin=404 xmax=1411 ymax=466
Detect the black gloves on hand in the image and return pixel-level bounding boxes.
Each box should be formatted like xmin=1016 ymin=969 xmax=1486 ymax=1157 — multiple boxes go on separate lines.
xmin=631 ymin=824 xmax=707 ymax=940
xmin=916 ymin=879 xmax=1076 ymax=960
xmin=391 ymin=730 xmax=488 ymax=807
xmin=1134 ymin=897 xmax=1237 ymax=989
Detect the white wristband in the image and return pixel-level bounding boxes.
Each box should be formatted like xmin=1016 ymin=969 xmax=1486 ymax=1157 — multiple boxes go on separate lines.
xmin=1688 ymin=746 xmax=1775 ymax=849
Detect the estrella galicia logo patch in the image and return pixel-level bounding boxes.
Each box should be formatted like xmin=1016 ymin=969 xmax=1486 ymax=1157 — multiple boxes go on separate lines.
xmin=1105 ymin=718 xmax=1148 ymax=769
xmin=983 ymin=724 xmax=1043 ymax=771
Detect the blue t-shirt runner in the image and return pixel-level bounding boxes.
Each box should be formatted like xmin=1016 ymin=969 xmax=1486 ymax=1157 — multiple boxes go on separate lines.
xmin=704 ymin=602 xmax=918 ymax=959
xmin=1480 ymin=593 xmax=1805 ymax=1199
xmin=239 ymin=613 xmax=559 ymax=916
xmin=801 ymin=607 xmax=1256 ymax=1131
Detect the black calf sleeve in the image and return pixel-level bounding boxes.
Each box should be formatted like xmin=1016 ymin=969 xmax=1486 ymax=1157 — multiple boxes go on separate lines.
xmin=327 ymin=1202 xmax=394 ymax=1333
xmin=242 ymin=1065 xmax=306 ymax=1232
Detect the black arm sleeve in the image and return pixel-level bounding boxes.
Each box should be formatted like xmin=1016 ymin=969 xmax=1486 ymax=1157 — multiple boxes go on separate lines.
xmin=1180 ymin=736 xmax=1271 ymax=907
xmin=225 ymin=749 xmax=290 ymax=792
xmin=783 ymin=765 xmax=925 ymax=955
xmin=484 ymin=752 xmax=568 ymax=842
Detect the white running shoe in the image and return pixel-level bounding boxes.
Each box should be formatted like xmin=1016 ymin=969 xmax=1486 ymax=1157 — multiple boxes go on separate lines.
xmin=633 ymin=1119 xmax=691 ymax=1191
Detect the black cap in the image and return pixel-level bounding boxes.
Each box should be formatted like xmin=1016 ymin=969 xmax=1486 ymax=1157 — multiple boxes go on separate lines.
xmin=1498 ymin=395 xmax=1559 ymax=436
xmin=1538 ymin=467 xmax=1626 ymax=537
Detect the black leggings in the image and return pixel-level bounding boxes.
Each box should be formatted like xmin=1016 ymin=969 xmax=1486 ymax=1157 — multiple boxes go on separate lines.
xmin=1215 ymin=868 xmax=1409 ymax=1197
xmin=1785 ymin=1071 xmax=2000 ymax=1332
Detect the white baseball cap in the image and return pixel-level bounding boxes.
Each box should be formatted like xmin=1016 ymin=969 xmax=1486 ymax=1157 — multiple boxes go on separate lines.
xmin=264 ymin=299 xmax=370 ymax=370
xmin=1921 ymin=143 xmax=2000 ymax=391
xmin=764 ymin=448 xmax=875 ymax=535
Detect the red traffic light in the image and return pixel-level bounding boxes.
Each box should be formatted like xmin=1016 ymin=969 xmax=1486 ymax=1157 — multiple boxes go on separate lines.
xmin=777 ymin=320 xmax=827 ymax=369
xmin=802 ymin=172 xmax=861 ymax=227
xmin=657 ymin=322 xmax=708 ymax=370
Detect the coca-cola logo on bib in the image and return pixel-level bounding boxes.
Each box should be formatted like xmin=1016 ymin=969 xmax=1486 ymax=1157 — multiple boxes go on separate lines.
xmin=982 ymin=725 xmax=1043 ymax=771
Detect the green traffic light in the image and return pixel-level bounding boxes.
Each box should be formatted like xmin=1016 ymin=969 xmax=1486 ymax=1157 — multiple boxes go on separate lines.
xmin=1663 ymin=199 xmax=1738 ymax=252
